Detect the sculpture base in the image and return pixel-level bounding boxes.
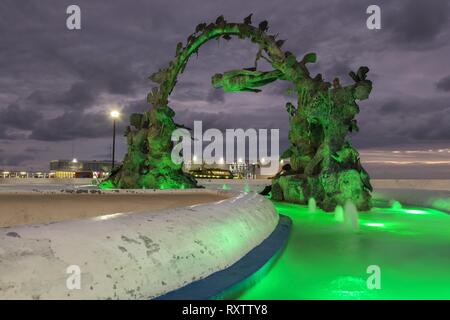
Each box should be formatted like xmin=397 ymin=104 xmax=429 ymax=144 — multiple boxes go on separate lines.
xmin=271 ymin=170 xmax=371 ymax=211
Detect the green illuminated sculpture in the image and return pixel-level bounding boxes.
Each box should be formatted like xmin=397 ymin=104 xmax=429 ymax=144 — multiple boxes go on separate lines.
xmin=212 ymin=68 xmax=283 ymax=93
xmin=103 ymin=15 xmax=373 ymax=211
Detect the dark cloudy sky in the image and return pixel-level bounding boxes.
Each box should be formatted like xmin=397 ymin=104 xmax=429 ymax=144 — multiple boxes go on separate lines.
xmin=0 ymin=0 xmax=449 ymax=178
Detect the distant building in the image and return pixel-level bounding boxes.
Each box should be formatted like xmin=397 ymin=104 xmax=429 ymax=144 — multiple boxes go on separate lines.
xmin=183 ymin=159 xmax=278 ymax=179
xmin=49 ymin=159 xmax=119 ymax=178
xmin=1 ymin=170 xmax=52 ymax=178
xmin=188 ymin=167 xmax=234 ymax=179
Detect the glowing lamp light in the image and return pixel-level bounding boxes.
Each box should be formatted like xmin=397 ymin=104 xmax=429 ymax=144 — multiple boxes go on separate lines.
xmin=72 ymin=158 xmax=78 ymax=163
xmin=110 ymin=110 xmax=120 ymax=119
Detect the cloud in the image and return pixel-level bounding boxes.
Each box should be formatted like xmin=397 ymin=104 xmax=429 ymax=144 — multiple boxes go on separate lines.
xmin=378 ymin=100 xmax=402 ymax=114
xmin=27 ymin=82 xmax=98 ymax=111
xmin=0 ymin=152 xmax=34 ymax=166
xmin=436 ymin=75 xmax=450 ymax=92
xmin=353 ymin=95 xmax=450 ymax=148
xmin=206 ymin=88 xmax=225 ymax=103
xmin=29 ymin=111 xmax=111 ymax=141
xmin=409 ymin=110 xmax=450 ymax=140
xmin=0 ymin=0 xmax=449 ymax=170
xmin=0 ymin=103 xmax=43 ymax=130
xmin=0 ymin=127 xmax=28 ymax=140
xmin=23 ymin=146 xmax=50 ymax=153
xmin=384 ymin=0 xmax=450 ymax=49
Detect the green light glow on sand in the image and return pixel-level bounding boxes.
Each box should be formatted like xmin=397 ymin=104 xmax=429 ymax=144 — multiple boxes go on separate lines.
xmin=98 ymin=180 xmax=115 ymax=190
xmin=238 ymin=201 xmax=450 ymax=300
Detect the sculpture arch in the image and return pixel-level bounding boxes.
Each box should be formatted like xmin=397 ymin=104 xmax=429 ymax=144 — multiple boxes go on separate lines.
xmin=104 ymin=15 xmax=373 ymax=211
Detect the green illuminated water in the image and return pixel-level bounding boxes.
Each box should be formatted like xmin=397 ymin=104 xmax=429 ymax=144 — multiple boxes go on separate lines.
xmin=239 ymin=201 xmax=450 ymax=300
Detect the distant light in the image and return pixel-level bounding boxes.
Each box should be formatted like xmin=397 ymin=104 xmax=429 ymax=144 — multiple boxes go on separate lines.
xmin=404 ymin=209 xmax=426 ymax=215
xmin=261 ymin=157 xmax=266 ymax=164
xmin=20 ymin=171 xmax=26 ymax=175
xmin=364 ymin=222 xmax=385 ymax=228
xmin=280 ymin=159 xmax=284 ymax=164
xmin=192 ymin=155 xmax=198 ymax=162
xmin=218 ymin=157 xmax=224 ymax=164
xmin=110 ymin=110 xmax=120 ymax=119
xmin=238 ymin=158 xmax=243 ymax=163
xmin=72 ymin=158 xmax=78 ymax=163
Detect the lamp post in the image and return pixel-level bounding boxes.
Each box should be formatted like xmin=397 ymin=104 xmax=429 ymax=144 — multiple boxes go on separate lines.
xmin=110 ymin=110 xmax=120 ymax=171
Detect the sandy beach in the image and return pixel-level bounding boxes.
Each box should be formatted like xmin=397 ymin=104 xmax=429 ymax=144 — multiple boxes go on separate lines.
xmin=0 ymin=192 xmax=229 ymax=227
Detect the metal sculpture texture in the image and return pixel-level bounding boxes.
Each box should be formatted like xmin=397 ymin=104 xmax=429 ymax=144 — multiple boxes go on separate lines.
xmin=103 ymin=15 xmax=373 ymax=211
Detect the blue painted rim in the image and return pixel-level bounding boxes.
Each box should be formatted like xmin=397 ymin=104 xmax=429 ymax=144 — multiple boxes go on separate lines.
xmin=154 ymin=214 xmax=292 ymax=300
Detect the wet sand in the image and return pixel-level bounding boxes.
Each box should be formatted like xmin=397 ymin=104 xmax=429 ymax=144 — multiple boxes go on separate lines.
xmin=0 ymin=192 xmax=229 ymax=227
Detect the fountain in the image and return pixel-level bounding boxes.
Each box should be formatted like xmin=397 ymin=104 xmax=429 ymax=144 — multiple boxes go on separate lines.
xmin=308 ymin=198 xmax=317 ymax=213
xmin=334 ymin=205 xmax=344 ymax=222
xmin=102 ymin=15 xmax=373 ymax=212
xmin=390 ymin=200 xmax=402 ymax=210
xmin=343 ymin=200 xmax=359 ymax=233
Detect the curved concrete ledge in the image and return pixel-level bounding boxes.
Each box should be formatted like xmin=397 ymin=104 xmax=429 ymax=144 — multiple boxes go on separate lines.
xmin=155 ymin=215 xmax=292 ymax=300
xmin=0 ymin=190 xmax=278 ymax=299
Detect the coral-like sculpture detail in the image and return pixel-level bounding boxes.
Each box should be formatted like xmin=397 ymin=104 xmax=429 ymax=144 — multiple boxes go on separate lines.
xmin=103 ymin=15 xmax=373 ymax=211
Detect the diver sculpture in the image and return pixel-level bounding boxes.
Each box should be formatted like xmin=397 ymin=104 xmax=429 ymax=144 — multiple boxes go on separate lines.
xmin=212 ymin=69 xmax=283 ymax=93
xmin=104 ymin=15 xmax=373 ymax=211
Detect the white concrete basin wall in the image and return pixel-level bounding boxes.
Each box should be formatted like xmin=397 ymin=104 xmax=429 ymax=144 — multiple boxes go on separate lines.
xmin=0 ymin=190 xmax=278 ymax=299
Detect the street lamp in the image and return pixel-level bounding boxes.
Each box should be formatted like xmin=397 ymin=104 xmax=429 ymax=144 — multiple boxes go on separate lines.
xmin=110 ymin=110 xmax=120 ymax=171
